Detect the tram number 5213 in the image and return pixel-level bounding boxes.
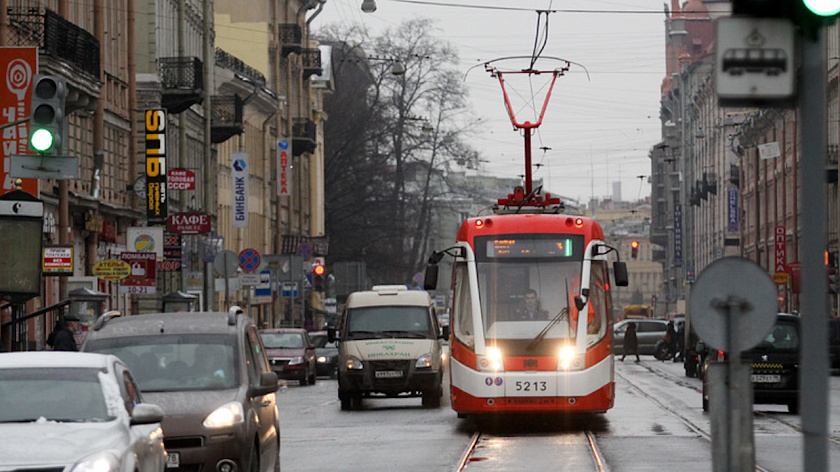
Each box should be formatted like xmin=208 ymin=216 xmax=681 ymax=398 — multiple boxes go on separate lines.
xmin=515 ymin=381 xmax=548 ymax=392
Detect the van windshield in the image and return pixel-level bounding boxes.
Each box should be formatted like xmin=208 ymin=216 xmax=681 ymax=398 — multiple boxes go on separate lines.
xmin=345 ymin=306 xmax=433 ymax=340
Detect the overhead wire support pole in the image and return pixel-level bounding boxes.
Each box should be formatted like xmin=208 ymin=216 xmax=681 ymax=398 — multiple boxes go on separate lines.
xmin=799 ymin=23 xmax=829 ymax=472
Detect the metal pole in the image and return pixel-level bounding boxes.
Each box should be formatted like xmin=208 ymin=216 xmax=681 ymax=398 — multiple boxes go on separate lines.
xmin=799 ymin=26 xmax=829 ymax=472
xmin=202 ymin=0 xmax=215 ymax=310
xmin=523 ymin=128 xmax=532 ymax=195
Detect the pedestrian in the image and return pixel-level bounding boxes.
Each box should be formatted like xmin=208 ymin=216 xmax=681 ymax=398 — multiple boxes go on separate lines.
xmin=674 ymin=321 xmax=685 ymax=362
xmin=661 ymin=320 xmax=676 ymax=361
xmin=52 ymin=315 xmax=80 ymax=351
xmin=620 ymin=322 xmax=640 ymax=362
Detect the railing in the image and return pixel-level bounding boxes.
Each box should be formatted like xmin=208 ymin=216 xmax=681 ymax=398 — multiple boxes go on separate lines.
xmin=301 ymin=48 xmax=323 ymax=78
xmin=6 ymin=7 xmax=100 ymax=77
xmin=278 ymin=23 xmax=302 ymax=57
xmin=210 ymin=95 xmax=244 ymax=144
xmin=159 ymin=57 xmax=204 ymax=90
xmin=1 ymin=300 xmax=71 ymax=352
xmin=215 ymin=48 xmax=266 ymax=85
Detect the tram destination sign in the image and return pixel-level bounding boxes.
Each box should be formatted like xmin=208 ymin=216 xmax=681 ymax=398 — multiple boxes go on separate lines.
xmin=478 ymin=234 xmax=584 ymax=260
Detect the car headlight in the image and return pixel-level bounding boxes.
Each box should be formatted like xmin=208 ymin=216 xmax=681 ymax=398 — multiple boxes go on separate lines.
xmin=415 ymin=353 xmax=433 ymax=369
xmin=345 ymin=355 xmax=363 ymax=370
xmin=202 ymin=401 xmax=244 ymax=428
xmin=69 ymin=452 xmax=120 ymax=472
xmin=288 ymin=356 xmax=304 ymax=365
xmin=317 ymin=356 xmax=328 ymax=363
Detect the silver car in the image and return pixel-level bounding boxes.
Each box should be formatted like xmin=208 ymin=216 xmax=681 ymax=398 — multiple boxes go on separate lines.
xmin=0 ymin=351 xmax=166 ymax=472
xmin=612 ymin=319 xmax=669 ymax=355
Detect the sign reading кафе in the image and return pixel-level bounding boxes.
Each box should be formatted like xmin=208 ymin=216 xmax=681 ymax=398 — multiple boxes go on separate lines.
xmin=145 ymin=109 xmax=167 ymax=224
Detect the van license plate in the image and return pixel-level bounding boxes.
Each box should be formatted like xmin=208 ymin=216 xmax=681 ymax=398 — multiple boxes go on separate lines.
xmin=166 ymin=452 xmax=180 ymax=468
xmin=751 ymin=374 xmax=781 ymax=383
xmin=375 ymin=370 xmax=403 ymax=378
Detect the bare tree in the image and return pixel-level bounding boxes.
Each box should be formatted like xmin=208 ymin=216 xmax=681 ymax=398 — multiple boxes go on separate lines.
xmin=320 ymin=19 xmax=479 ymax=286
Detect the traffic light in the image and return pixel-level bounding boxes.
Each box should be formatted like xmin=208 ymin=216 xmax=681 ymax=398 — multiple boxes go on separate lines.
xmin=28 ymin=75 xmax=66 ymax=155
xmin=631 ymin=240 xmax=639 ymax=259
xmin=732 ymin=0 xmax=840 ymax=36
xmin=312 ymin=260 xmax=326 ymax=291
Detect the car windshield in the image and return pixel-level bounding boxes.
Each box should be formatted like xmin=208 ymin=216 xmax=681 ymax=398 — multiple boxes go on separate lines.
xmin=345 ymin=306 xmax=433 ymax=340
xmin=261 ymin=333 xmax=305 ymax=349
xmin=0 ymin=368 xmax=114 ymax=423
xmin=309 ymin=334 xmax=335 ymax=349
xmin=755 ymin=321 xmax=800 ymax=351
xmin=84 ymin=334 xmax=237 ymax=392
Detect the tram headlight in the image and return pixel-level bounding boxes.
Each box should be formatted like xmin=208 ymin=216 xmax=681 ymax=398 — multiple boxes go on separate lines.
xmin=485 ymin=347 xmax=503 ymax=371
xmin=558 ymin=345 xmax=579 ymax=370
xmin=345 ymin=355 xmax=364 ymax=370
xmin=415 ymin=353 xmax=433 ymax=369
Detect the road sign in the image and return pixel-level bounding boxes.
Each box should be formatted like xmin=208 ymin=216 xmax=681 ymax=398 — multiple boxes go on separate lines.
xmin=10 ymin=155 xmax=79 ymax=179
xmin=214 ymin=250 xmax=238 ymax=277
xmin=255 ymin=270 xmax=272 ymax=297
xmin=240 ymin=273 xmax=261 ymax=286
xmin=239 ymin=248 xmax=261 ymax=272
xmin=689 ymin=257 xmax=778 ymax=353
xmin=281 ymin=282 xmax=299 ymax=298
xmin=716 ymin=17 xmax=796 ymax=106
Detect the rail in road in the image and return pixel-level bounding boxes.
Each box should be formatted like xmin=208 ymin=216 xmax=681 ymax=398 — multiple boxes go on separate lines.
xmin=455 ymin=428 xmax=607 ymax=472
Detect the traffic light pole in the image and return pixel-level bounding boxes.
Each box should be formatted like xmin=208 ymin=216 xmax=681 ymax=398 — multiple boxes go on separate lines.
xmin=799 ymin=25 xmax=829 ymax=472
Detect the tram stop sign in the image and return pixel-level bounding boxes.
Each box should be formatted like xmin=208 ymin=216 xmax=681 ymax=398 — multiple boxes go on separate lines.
xmin=689 ymin=257 xmax=778 ymax=353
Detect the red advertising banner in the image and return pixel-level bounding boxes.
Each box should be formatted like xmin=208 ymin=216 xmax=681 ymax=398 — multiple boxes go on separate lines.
xmin=774 ymin=226 xmax=787 ymax=273
xmin=42 ymin=246 xmax=74 ymax=275
xmin=120 ymin=252 xmax=157 ymax=294
xmin=167 ymin=168 xmax=195 ymax=190
xmin=1 ymin=47 xmax=38 ymax=196
xmin=166 ymin=212 xmax=211 ymax=234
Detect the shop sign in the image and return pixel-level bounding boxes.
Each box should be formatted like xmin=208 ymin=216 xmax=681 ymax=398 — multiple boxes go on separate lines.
xmin=93 ymin=259 xmax=131 ymax=281
xmin=167 ymin=212 xmax=211 ymax=235
xmin=167 ymin=168 xmax=195 ymax=190
xmin=42 ymin=246 xmax=73 ymax=275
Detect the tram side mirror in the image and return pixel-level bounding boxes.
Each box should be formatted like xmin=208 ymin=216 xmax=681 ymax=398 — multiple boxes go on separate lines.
xmin=424 ymin=264 xmax=439 ymax=290
xmin=613 ymin=261 xmax=629 ymax=286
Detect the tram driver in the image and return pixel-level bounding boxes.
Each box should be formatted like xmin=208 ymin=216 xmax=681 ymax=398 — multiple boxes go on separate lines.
xmin=516 ymin=288 xmax=549 ymax=320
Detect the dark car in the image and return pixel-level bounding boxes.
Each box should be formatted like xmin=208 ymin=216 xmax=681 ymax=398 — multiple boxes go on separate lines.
xmin=309 ymin=330 xmax=339 ymax=378
xmin=260 ymin=328 xmax=317 ymax=385
xmin=701 ymin=313 xmax=800 ymax=413
xmin=82 ymin=311 xmax=280 ymax=472
xmin=613 ymin=319 xmax=668 ymax=355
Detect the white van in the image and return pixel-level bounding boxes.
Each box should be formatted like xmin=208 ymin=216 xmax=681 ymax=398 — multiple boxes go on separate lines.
xmin=329 ymin=285 xmax=447 ymax=410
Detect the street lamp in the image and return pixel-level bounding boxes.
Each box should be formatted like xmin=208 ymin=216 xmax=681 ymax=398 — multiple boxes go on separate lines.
xmin=361 ymin=0 xmax=376 ymax=13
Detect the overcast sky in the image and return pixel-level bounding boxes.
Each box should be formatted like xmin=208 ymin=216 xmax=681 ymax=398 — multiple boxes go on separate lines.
xmin=313 ymin=0 xmax=667 ymax=204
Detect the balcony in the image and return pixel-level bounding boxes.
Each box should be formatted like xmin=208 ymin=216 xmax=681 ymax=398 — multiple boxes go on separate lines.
xmin=279 ymin=24 xmax=302 ymax=58
xmin=215 ymin=48 xmax=266 ymax=85
xmin=211 ymin=95 xmax=244 ymax=144
xmin=7 ymin=7 xmax=100 ymax=78
xmin=159 ymin=57 xmax=204 ymax=114
xmin=292 ymin=118 xmax=317 ymax=156
xmin=301 ymin=48 xmax=323 ymax=78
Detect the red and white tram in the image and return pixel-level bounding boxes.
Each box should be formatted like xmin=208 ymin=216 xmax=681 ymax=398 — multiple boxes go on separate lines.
xmin=425 ymin=194 xmax=628 ymax=416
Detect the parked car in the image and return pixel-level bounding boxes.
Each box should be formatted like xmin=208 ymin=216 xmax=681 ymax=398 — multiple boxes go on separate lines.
xmin=701 ymin=313 xmax=800 ymax=413
xmin=309 ymin=330 xmax=339 ymax=378
xmin=0 ymin=351 xmax=166 ymax=472
xmin=613 ymin=318 xmax=669 ymax=355
xmin=260 ymin=328 xmax=317 ymax=385
xmin=82 ymin=311 xmax=280 ymax=472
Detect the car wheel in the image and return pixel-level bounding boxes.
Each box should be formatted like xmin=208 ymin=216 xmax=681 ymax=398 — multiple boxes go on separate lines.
xmin=350 ymin=394 xmax=363 ymax=410
xmin=422 ymin=383 xmax=443 ymax=408
xmin=307 ymin=366 xmax=316 ymax=385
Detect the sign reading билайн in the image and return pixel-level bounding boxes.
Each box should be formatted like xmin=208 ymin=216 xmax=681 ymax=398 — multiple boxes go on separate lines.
xmin=145 ymin=109 xmax=167 ymax=225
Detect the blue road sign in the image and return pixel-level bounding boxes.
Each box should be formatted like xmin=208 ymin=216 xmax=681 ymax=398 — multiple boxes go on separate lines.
xmin=255 ymin=270 xmax=271 ymax=297
xmin=239 ymin=248 xmax=261 ymax=272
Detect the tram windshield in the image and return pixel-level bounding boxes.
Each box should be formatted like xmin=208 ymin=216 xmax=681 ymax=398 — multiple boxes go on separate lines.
xmin=472 ymin=256 xmax=610 ymax=355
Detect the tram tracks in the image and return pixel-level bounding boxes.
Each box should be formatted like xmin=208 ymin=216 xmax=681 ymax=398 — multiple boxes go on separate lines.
xmin=454 ymin=429 xmax=609 ymax=472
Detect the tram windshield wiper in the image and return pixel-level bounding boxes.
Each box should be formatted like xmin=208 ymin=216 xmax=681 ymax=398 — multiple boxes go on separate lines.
xmin=528 ymin=280 xmax=572 ymax=351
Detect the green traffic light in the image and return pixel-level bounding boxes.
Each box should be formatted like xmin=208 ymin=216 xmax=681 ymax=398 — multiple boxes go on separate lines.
xmin=30 ymin=128 xmax=54 ymax=152
xmin=803 ymin=0 xmax=840 ymax=16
